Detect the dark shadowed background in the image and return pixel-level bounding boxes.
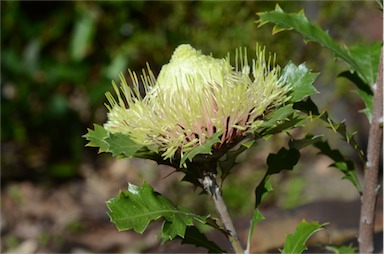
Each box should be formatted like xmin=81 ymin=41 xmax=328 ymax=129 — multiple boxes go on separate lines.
xmin=1 ymin=1 xmax=382 ymax=253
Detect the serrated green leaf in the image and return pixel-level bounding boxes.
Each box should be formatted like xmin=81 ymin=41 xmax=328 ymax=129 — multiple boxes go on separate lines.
xmin=313 ymin=140 xmax=361 ymax=192
xmin=218 ymin=143 xmax=248 ymax=182
xmin=180 ymin=226 xmax=226 ymax=253
xmin=289 ymin=135 xmax=323 ymax=150
xmin=257 ymin=105 xmax=307 ymax=139
xmin=327 ymin=119 xmax=365 ymax=163
xmin=83 ymin=124 xmax=109 ymax=153
xmin=107 ymin=182 xmax=207 ymax=241
xmin=248 ymin=147 xmax=300 ymax=252
xmin=294 ymin=98 xmax=366 ymax=165
xmin=339 ymin=71 xmax=373 ymax=122
xmin=356 ymin=89 xmax=374 ymax=122
xmin=260 ymin=105 xmax=294 ymax=129
xmin=349 ymin=42 xmax=381 ymax=87
xmin=242 ymin=139 xmax=255 ymax=148
xmin=338 ymin=71 xmax=373 ymax=96
xmin=343 ymin=43 xmax=380 ymax=122
xmin=254 ymin=147 xmax=300 ymax=207
xmin=255 ymin=179 xmax=274 ymax=209
xmin=339 ymin=70 xmax=373 ymax=121
xmin=289 ymin=134 xmax=360 ymax=192
xmin=293 ymin=97 xmax=320 ymax=115
xmin=105 ymin=133 xmax=143 ymax=157
xmin=325 ymin=244 xmax=357 ymax=254
xmin=266 ymin=147 xmax=300 ymax=174
xmin=253 ymin=147 xmax=299 ymax=211
xmin=217 ymin=139 xmax=256 ymax=181
xmin=246 ymin=180 xmax=272 ymax=253
xmin=257 ymin=6 xmax=381 ymax=122
xmin=257 ymin=5 xmax=367 ymax=83
xmin=281 ymin=62 xmax=319 ymax=102
xmin=180 ymin=131 xmax=222 ymax=166
xmin=262 ymin=114 xmax=306 ymax=139
xmin=281 ymin=220 xmax=325 ymax=254
xmin=246 ymin=208 xmax=266 ymax=254
xmin=289 ymin=135 xmax=360 ymax=192
xmin=161 ymin=219 xmax=191 ymax=242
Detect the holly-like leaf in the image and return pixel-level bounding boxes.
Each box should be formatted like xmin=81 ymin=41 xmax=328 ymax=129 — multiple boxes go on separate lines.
xmin=260 ymin=105 xmax=294 ymax=129
xmin=180 ymin=131 xmax=223 ymax=166
xmin=105 ymin=132 xmax=144 ymax=157
xmin=339 ymin=42 xmax=381 ymax=121
xmin=253 ymin=147 xmax=300 ymax=210
xmin=263 ymin=114 xmax=307 ymax=139
xmin=257 ymin=5 xmax=381 ymax=121
xmin=248 ymin=148 xmax=300 ymax=252
xmin=289 ymin=135 xmax=323 ymax=150
xmin=326 ymin=118 xmax=366 ymax=163
xmin=245 ymin=208 xmax=266 ymax=253
xmin=83 ymin=124 xmax=109 ymax=153
xmin=288 ymin=134 xmax=361 ymax=193
xmin=281 ymin=220 xmax=325 ymax=254
xmin=257 ymin=5 xmax=367 ymax=83
xmin=180 ymin=226 xmax=226 ymax=253
xmin=83 ymin=125 xmax=148 ymax=158
xmin=266 ymin=147 xmax=300 ymax=175
xmin=107 ymin=182 xmax=208 ymax=241
xmin=256 ymin=106 xmax=307 ymax=141
xmin=325 ymin=244 xmax=357 ymax=254
xmin=293 ymin=97 xmax=320 ymax=115
xmin=246 ymin=180 xmax=272 ymax=253
xmin=338 ymin=71 xmax=373 ymax=96
xmin=313 ymin=140 xmax=361 ymax=193
xmin=348 ymin=42 xmax=381 ymax=87
xmin=338 ymin=70 xmax=374 ymax=121
xmin=218 ymin=142 xmax=250 ymax=182
xmin=281 ymin=62 xmax=319 ymax=102
xmin=294 ymin=98 xmax=366 ymax=165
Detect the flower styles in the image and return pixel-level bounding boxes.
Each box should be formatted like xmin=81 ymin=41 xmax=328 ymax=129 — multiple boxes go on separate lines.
xmin=104 ymin=44 xmax=291 ymax=163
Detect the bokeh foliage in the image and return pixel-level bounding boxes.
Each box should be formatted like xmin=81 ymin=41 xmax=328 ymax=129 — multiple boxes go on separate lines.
xmin=1 ymin=1 xmax=377 ymax=185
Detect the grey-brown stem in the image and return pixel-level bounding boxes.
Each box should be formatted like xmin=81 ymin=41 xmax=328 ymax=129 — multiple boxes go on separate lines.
xmin=202 ymin=173 xmax=244 ymax=254
xmin=358 ymin=49 xmax=383 ymax=254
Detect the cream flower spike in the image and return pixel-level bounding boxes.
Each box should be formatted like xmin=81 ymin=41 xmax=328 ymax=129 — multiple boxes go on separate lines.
xmin=104 ymin=44 xmax=291 ymax=163
xmin=153 ymin=44 xmax=232 ymax=95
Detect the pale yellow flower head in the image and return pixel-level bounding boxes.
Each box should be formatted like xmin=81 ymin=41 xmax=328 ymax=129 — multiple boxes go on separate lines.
xmin=104 ymin=44 xmax=290 ymax=163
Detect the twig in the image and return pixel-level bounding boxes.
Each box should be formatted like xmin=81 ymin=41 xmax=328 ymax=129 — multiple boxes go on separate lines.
xmin=202 ymin=173 xmax=244 ymax=254
xmin=358 ymin=49 xmax=383 ymax=253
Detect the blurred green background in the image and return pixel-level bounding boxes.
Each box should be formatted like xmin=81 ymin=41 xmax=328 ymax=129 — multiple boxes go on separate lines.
xmin=2 ymin=0 xmax=380 ymax=182
xmin=1 ymin=1 xmax=381 ymax=253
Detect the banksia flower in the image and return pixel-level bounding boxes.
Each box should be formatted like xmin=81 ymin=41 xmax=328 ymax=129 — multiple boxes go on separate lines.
xmin=104 ymin=44 xmax=291 ymax=165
